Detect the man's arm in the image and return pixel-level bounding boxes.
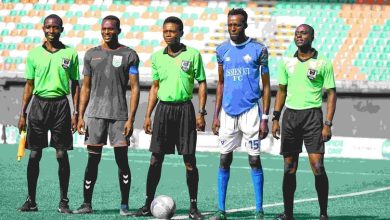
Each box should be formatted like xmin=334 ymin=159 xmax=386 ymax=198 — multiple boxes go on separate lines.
xmin=18 ymin=79 xmax=34 ymax=133
xmin=143 ymin=80 xmax=159 ymax=134
xmin=70 ymin=79 xmax=80 ymax=133
xmin=196 ymin=80 xmax=207 ymax=132
xmin=271 ymin=84 xmax=287 ymax=139
xmin=124 ymin=74 xmax=140 ymax=137
xmin=259 ymin=71 xmax=271 ymax=139
xmin=212 ymin=64 xmax=224 ymax=135
xmin=322 ymin=88 xmax=337 ymax=142
xmin=77 ymin=76 xmax=91 ymax=134
xmin=261 ymin=73 xmax=271 ymax=115
xmin=325 ymin=88 xmax=336 ymax=123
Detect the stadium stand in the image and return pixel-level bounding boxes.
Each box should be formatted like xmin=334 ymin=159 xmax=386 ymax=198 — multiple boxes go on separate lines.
xmin=0 ymin=0 xmax=389 ymax=90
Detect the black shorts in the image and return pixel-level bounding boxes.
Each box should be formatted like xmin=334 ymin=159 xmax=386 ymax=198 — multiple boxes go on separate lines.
xmin=280 ymin=108 xmax=324 ymax=155
xmin=149 ymin=100 xmax=197 ymax=155
xmin=26 ymin=95 xmax=73 ymax=150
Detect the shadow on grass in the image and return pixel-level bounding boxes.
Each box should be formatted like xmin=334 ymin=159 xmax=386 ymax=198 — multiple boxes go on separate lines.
xmin=201 ymin=211 xmax=385 ymax=220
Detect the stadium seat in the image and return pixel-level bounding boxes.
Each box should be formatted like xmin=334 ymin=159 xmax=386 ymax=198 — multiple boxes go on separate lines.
xmin=0 ymin=0 xmax=388 ymax=84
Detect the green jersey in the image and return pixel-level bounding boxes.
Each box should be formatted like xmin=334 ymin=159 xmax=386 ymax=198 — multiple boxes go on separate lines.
xmin=152 ymin=44 xmax=206 ymax=102
xmin=25 ymin=44 xmax=80 ymax=98
xmin=278 ymin=49 xmax=335 ymax=110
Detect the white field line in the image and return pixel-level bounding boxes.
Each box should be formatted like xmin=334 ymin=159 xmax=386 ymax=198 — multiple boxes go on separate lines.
xmin=111 ymin=158 xmax=390 ymax=176
xmin=171 ymin=186 xmax=390 ymax=219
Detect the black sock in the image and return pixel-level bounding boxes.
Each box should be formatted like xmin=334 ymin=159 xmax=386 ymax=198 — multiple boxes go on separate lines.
xmin=145 ymin=154 xmax=164 ymax=207
xmin=114 ymin=147 xmax=131 ymax=205
xmin=27 ymin=150 xmax=42 ymax=203
xmin=57 ymin=150 xmax=70 ymax=200
xmin=283 ymin=173 xmax=296 ymax=217
xmin=315 ymin=172 xmax=329 ymax=216
xmin=83 ymin=152 xmax=101 ymax=204
xmin=186 ymin=167 xmax=199 ymax=210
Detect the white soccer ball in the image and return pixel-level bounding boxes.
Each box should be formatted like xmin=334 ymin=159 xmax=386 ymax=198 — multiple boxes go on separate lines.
xmin=150 ymin=195 xmax=176 ymax=219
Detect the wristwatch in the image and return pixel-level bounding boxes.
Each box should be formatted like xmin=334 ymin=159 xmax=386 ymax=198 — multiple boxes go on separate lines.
xmin=198 ymin=109 xmax=207 ymax=116
xmin=324 ymin=120 xmax=333 ymax=127
xmin=272 ymin=111 xmax=281 ymax=121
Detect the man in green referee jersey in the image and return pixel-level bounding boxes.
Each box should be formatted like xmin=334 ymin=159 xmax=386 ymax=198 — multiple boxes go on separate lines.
xmin=17 ymin=14 xmax=80 ymax=213
xmin=135 ymin=16 xmax=207 ymax=220
xmin=272 ymin=24 xmax=336 ymax=220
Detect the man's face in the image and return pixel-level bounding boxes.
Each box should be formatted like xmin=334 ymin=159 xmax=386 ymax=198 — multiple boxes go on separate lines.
xmin=101 ymin=19 xmax=120 ymax=43
xmin=43 ymin=18 xmax=63 ymax=42
xmin=227 ymin=14 xmax=246 ymax=42
xmin=294 ymin=25 xmax=313 ymax=47
xmin=163 ymin=22 xmax=182 ymax=46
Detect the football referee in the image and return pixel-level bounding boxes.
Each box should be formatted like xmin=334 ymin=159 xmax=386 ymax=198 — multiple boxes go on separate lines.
xmin=135 ymin=16 xmax=207 ymax=220
xmin=272 ymin=24 xmax=337 ymax=220
xmin=17 ymin=14 xmax=80 ymax=213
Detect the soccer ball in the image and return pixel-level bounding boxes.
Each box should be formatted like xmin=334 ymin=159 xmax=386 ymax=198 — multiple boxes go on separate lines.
xmin=150 ymin=195 xmax=176 ymax=219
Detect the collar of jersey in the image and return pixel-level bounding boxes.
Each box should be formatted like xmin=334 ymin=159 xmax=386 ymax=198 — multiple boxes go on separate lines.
xmin=294 ymin=48 xmax=318 ymax=62
xmin=42 ymin=42 xmax=65 ymax=54
xmin=230 ymin=37 xmax=251 ymax=47
xmin=163 ymin=43 xmax=187 ymax=54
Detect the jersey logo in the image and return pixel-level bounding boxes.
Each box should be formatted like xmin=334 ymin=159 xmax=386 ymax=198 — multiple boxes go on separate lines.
xmin=307 ymin=68 xmax=318 ymax=80
xmin=112 ymin=55 xmax=122 ymax=67
xmin=243 ymin=54 xmax=252 ymax=63
xmin=225 ymin=57 xmax=231 ymax=62
xmin=181 ymin=60 xmax=191 ymax=72
xmin=61 ymin=58 xmax=70 ymax=69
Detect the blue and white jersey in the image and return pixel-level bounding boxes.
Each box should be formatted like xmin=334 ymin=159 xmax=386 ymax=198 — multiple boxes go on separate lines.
xmin=216 ymin=38 xmax=269 ymax=116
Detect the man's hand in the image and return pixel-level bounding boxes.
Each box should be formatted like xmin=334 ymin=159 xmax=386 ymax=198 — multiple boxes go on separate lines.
xmin=272 ymin=120 xmax=280 ymax=140
xmin=18 ymin=114 xmax=27 ymax=134
xmin=322 ymin=125 xmax=332 ymax=142
xmin=77 ymin=117 xmax=86 ymax=135
xmin=196 ymin=115 xmax=205 ymax=132
xmin=259 ymin=119 xmax=269 ymax=140
xmin=143 ymin=117 xmax=152 ymax=135
xmin=211 ymin=117 xmax=220 ymax=135
xmin=71 ymin=115 xmax=78 ymax=134
xmin=123 ymin=120 xmax=134 ymax=137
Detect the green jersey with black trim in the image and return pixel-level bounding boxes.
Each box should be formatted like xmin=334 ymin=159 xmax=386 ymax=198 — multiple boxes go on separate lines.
xmin=151 ymin=44 xmax=206 ymax=102
xmin=278 ymin=49 xmax=335 ymax=110
xmin=25 ymin=44 xmax=79 ymax=98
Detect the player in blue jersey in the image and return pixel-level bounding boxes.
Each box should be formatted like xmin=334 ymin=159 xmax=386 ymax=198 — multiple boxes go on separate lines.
xmin=210 ymin=8 xmax=271 ymax=220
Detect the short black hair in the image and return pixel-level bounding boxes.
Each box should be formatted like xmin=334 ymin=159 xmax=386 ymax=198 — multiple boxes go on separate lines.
xmin=43 ymin=14 xmax=63 ymax=26
xmin=228 ymin=8 xmax=248 ymax=24
xmin=102 ymin=15 xmax=121 ymax=29
xmin=299 ymin=24 xmax=315 ymax=37
xmin=163 ymin=16 xmax=183 ymax=32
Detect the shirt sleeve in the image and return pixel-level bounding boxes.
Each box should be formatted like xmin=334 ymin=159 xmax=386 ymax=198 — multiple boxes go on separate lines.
xmin=277 ymin=58 xmax=288 ymax=85
xmin=82 ymin=50 xmax=91 ymax=76
xmin=216 ymin=45 xmax=223 ymax=64
xmin=70 ymin=50 xmax=80 ymax=80
xmin=25 ymin=51 xmax=35 ymax=80
xmin=259 ymin=46 xmax=269 ymax=75
xmin=128 ymin=50 xmax=140 ymax=75
xmin=194 ymin=51 xmax=206 ymax=82
xmin=151 ymin=54 xmax=159 ymax=81
xmin=323 ymin=60 xmax=336 ymax=89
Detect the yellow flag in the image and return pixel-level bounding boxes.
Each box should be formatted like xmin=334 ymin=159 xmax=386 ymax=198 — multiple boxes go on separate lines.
xmin=17 ymin=131 xmax=26 ymax=161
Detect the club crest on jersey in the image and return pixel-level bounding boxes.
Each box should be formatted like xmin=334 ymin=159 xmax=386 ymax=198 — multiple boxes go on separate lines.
xmin=181 ymin=60 xmax=190 ymax=72
xmin=112 ymin=55 xmax=122 ymax=67
xmin=307 ymin=68 xmax=318 ymax=80
xmin=61 ymin=58 xmax=70 ymax=69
